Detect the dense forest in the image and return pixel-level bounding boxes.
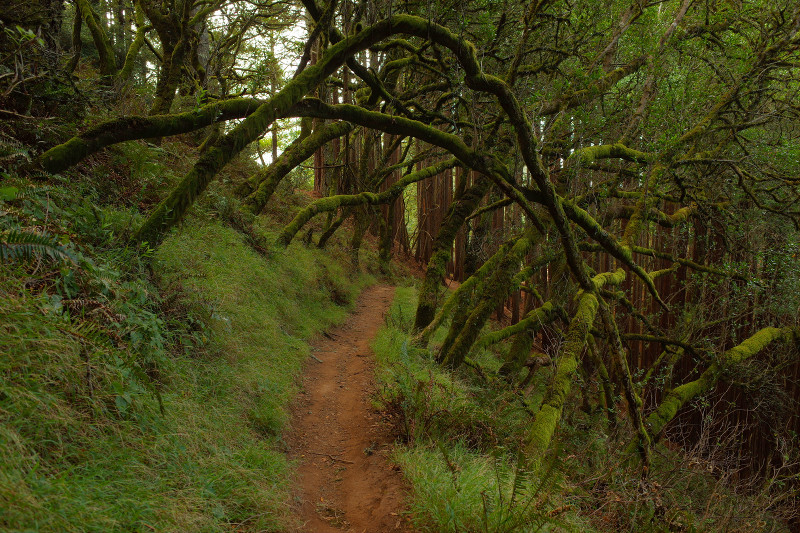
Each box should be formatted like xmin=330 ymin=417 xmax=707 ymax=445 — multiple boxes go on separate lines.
xmin=2 ymin=0 xmax=800 ymax=531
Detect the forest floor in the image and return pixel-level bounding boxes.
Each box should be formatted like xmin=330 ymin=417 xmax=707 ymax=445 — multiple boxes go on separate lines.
xmin=286 ymin=284 xmax=416 ymax=532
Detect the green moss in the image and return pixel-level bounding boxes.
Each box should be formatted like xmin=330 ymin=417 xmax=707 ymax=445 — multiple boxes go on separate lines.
xmin=244 ymin=121 xmax=354 ymax=213
xmin=524 ymin=270 xmax=626 ymax=469
xmin=569 ymin=143 xmax=653 ymax=166
xmin=413 ymin=239 xmax=515 ymax=346
xmin=644 ymin=326 xmax=795 ymax=438
xmin=39 ymin=99 xmax=264 ymax=173
xmin=413 ymin=179 xmax=491 ymax=331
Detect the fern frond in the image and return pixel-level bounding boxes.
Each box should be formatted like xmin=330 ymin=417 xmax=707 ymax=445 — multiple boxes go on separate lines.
xmin=60 ymin=320 xmax=117 ymax=349
xmin=0 ymin=229 xmax=76 ymax=264
xmin=15 ymin=185 xmax=62 ymax=199
xmin=62 ymin=298 xmax=126 ymax=323
xmin=0 ymin=133 xmax=29 ymax=162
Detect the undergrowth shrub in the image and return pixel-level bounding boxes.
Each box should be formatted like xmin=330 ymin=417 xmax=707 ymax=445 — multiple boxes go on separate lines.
xmin=372 ymin=286 xmax=797 ymax=532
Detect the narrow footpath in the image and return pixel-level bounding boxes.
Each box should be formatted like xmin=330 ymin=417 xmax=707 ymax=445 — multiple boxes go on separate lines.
xmin=286 ymin=284 xmax=415 ymax=532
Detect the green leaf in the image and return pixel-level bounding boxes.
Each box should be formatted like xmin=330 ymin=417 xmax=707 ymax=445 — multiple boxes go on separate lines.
xmin=0 ymin=186 xmax=19 ymax=201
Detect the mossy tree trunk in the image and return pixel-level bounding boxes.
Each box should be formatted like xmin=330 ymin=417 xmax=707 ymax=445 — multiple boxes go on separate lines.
xmin=134 ymin=16 xmax=446 ymax=247
xmin=412 ymin=237 xmax=517 ymax=347
xmin=75 ymin=0 xmax=117 ymax=77
xmin=242 ymin=120 xmax=355 ymax=213
xmin=437 ymin=230 xmax=541 ymax=369
xmin=492 ymin=302 xmax=560 ymax=378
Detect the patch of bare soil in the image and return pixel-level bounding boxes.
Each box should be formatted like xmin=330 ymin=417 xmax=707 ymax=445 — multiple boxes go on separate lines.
xmin=285 ymin=285 xmax=415 ymax=533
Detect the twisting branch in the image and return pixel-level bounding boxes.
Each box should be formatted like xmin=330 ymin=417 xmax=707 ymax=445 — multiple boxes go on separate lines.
xmin=39 ymin=98 xmax=265 ymax=172
xmin=275 ymin=158 xmax=458 ymax=247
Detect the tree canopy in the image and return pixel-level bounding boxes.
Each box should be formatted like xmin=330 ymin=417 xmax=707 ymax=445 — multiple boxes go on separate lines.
xmin=4 ymin=0 xmax=800 ymax=509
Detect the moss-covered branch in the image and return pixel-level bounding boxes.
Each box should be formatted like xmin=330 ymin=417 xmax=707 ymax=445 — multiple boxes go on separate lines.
xmin=597 ymin=301 xmax=651 ymax=466
xmin=400 ymin=17 xmax=594 ymax=291
xmin=438 ymin=230 xmax=542 ymax=369
xmin=580 ymin=242 xmax=748 ymax=281
xmin=538 ymin=56 xmax=647 ymax=116
xmin=568 ymin=143 xmax=654 ymax=166
xmin=525 ymin=269 xmax=626 ymax=470
xmin=412 ymin=238 xmax=517 ymax=346
xmin=493 ymin=302 xmax=562 ymax=379
xmin=414 ymin=178 xmax=492 ymax=331
xmin=134 ymin=16 xmax=452 ymax=245
xmin=275 ymin=159 xmax=458 ymax=247
xmin=243 ymin=121 xmax=355 ymax=213
xmin=560 ymin=199 xmax=669 ymax=310
xmin=643 ymin=327 xmax=797 ymax=439
xmin=600 ymin=204 xmax=694 ymax=229
xmin=39 ymin=98 xmax=265 ymax=173
xmin=475 ymin=301 xmax=559 ymax=352
xmin=117 ymin=1 xmax=148 ymax=86
xmin=622 ymin=333 xmax=699 ymax=354
xmin=465 ymin=197 xmax=514 ymax=221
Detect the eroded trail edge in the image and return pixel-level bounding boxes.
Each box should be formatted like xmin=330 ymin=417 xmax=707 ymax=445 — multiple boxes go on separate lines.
xmin=286 ymin=284 xmax=414 ymax=532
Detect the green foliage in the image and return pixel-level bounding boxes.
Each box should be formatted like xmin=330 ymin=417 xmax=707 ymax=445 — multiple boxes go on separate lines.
xmin=396 ymin=444 xmax=573 ymax=533
xmin=0 ymin=229 xmax=75 ymax=263
xmin=373 ymin=287 xmax=588 ymax=531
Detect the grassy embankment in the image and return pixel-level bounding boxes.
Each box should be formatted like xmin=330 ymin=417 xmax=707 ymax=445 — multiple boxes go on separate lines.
xmin=1 ymin=140 xmax=374 ymax=531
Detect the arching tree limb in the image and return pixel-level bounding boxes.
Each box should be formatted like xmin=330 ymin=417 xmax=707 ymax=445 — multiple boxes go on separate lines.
xmin=412 ymin=237 xmax=517 ymax=347
xmin=644 ymin=327 xmax=798 ymax=440
xmin=133 ymin=16 xmax=439 ymax=246
xmin=243 ymin=121 xmax=356 ymax=213
xmin=39 ymin=98 xmax=265 ymax=173
xmin=275 ymin=158 xmax=458 ymax=247
xmin=438 ymin=230 xmax=542 ymax=369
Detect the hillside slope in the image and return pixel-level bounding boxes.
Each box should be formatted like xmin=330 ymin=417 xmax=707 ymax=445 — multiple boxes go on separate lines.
xmin=1 ymin=163 xmax=374 ymax=531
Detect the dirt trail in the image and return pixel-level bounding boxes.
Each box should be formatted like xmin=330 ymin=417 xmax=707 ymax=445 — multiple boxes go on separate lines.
xmin=286 ymin=284 xmax=415 ymax=533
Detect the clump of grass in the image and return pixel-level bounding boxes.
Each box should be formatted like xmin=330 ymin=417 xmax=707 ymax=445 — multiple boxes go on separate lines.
xmin=395 ymin=443 xmax=583 ymax=533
